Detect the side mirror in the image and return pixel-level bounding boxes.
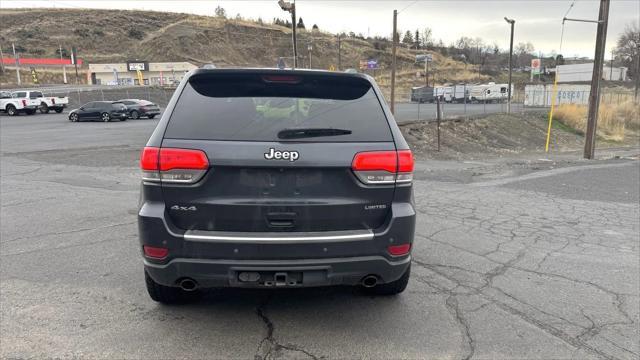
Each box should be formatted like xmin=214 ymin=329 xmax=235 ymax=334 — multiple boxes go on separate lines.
xmin=79 ymin=107 xmax=84 ymax=110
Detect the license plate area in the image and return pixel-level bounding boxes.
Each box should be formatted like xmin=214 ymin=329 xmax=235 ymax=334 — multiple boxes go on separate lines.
xmin=230 ymin=268 xmax=328 ymax=287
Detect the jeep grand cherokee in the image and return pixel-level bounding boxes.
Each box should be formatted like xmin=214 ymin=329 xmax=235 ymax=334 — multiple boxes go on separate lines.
xmin=138 ymin=69 xmax=416 ymax=303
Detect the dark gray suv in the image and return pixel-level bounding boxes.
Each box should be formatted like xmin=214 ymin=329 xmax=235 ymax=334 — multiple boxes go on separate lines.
xmin=138 ymin=69 xmax=415 ymax=304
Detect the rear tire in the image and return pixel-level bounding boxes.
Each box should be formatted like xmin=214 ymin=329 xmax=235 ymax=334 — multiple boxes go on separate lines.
xmin=362 ymin=264 xmax=410 ymax=296
xmin=145 ymin=271 xmax=188 ymax=305
xmin=40 ymin=103 xmax=50 ymax=114
xmin=130 ymin=110 xmax=139 ymax=119
xmin=101 ymin=112 xmax=111 ymax=122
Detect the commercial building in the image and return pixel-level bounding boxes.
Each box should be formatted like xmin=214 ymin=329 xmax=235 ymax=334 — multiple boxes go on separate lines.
xmin=551 ymin=63 xmax=628 ymax=83
xmin=88 ymin=61 xmax=197 ymax=86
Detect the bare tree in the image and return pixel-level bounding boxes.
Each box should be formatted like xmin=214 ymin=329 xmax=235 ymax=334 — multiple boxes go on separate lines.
xmin=614 ymin=23 xmax=640 ymax=78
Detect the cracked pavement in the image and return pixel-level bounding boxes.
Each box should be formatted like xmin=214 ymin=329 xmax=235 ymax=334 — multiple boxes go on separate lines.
xmin=1 ymin=114 xmax=639 ymax=359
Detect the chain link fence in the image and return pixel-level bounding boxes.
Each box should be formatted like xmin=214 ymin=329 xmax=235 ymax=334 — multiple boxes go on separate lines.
xmin=393 ymin=89 xmax=636 ymax=123
xmin=38 ymin=86 xmax=178 ymax=109
xmin=35 ymin=85 xmax=636 ymax=125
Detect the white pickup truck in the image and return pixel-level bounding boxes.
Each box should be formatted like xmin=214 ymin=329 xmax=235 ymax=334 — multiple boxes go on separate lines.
xmin=25 ymin=91 xmax=69 ymax=114
xmin=0 ymin=91 xmax=40 ymax=116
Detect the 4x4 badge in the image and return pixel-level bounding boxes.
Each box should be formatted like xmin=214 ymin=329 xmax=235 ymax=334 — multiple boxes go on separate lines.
xmin=264 ymin=148 xmax=299 ymax=162
xmin=171 ymin=205 xmax=197 ymax=211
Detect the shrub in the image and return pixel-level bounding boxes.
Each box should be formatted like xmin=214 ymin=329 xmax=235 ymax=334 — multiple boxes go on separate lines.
xmin=553 ymin=101 xmax=639 ymax=141
xmin=127 ymin=28 xmax=144 ymax=40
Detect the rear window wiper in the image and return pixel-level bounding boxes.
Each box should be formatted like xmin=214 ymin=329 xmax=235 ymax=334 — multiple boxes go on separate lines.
xmin=277 ymin=127 xmax=352 ymax=139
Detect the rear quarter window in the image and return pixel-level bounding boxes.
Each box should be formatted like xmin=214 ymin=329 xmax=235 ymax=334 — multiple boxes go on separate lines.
xmin=164 ymin=73 xmax=392 ymax=142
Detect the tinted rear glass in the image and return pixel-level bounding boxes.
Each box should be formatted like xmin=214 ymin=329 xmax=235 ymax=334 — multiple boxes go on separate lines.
xmin=164 ymin=73 xmax=392 ymax=142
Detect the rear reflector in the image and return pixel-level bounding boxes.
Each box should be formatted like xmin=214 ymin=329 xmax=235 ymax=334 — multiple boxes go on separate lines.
xmin=143 ymin=245 xmax=169 ymax=259
xmin=351 ymin=150 xmax=414 ymax=184
xmin=387 ymin=243 xmax=411 ymax=256
xmin=140 ymin=147 xmax=209 ymax=184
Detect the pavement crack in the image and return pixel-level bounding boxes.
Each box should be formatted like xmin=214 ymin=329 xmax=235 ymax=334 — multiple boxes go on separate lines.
xmin=254 ymin=296 xmax=322 ymax=360
xmin=445 ymin=295 xmax=476 ymax=360
xmin=1 ymin=221 xmax=137 ymax=244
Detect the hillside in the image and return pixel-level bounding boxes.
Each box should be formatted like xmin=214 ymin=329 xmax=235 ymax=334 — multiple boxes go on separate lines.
xmin=0 ymin=8 xmax=496 ymax=92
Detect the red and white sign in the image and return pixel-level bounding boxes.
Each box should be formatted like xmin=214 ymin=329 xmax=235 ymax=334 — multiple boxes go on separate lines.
xmin=531 ymin=58 xmax=541 ymax=75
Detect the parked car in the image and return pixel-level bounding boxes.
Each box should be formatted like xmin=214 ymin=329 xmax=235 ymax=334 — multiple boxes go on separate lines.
xmin=115 ymin=99 xmax=161 ymax=119
xmin=25 ymin=91 xmax=69 ymax=114
xmin=68 ymin=101 xmax=128 ymax=122
xmin=139 ymin=69 xmax=415 ymax=304
xmin=0 ymin=91 xmax=40 ymax=116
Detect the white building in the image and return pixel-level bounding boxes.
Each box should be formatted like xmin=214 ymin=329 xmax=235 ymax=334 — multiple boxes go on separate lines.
xmin=88 ymin=61 xmax=197 ymax=86
xmin=552 ymin=63 xmax=628 ymax=83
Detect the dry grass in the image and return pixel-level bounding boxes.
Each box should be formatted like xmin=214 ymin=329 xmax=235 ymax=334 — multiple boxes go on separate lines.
xmin=554 ymin=101 xmax=640 ymax=141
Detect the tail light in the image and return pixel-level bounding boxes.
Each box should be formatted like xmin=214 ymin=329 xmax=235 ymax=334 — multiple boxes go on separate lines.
xmin=351 ymin=150 xmax=414 ymax=184
xmin=21 ymin=99 xmax=27 ymax=106
xmin=143 ymin=245 xmax=168 ymax=259
xmin=51 ymin=98 xmax=56 ymax=105
xmin=140 ymin=147 xmax=209 ymax=184
xmin=387 ymin=243 xmax=411 ymax=256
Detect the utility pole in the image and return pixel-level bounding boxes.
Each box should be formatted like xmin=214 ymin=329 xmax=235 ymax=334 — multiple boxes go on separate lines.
xmin=71 ymin=47 xmax=79 ymax=84
xmin=278 ymin=0 xmax=297 ymax=68
xmin=390 ymin=9 xmax=398 ymax=114
xmin=505 ymin=17 xmax=515 ymax=114
xmin=308 ymin=43 xmax=313 ymax=69
xmin=59 ymin=44 xmax=67 ymax=84
xmin=337 ymin=34 xmax=342 ymax=71
xmin=0 ymin=47 xmax=5 ymax=74
xmin=12 ymin=43 xmax=21 ymax=85
xmin=584 ymin=0 xmax=610 ymax=159
xmin=633 ymin=42 xmax=640 ymax=103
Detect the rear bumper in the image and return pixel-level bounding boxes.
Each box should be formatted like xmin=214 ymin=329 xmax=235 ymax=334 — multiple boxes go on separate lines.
xmin=138 ymin=200 xmax=415 ymax=288
xmin=145 ymin=255 xmax=411 ymax=288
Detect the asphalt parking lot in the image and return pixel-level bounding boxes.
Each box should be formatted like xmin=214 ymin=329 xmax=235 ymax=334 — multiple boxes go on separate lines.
xmin=1 ymin=112 xmax=638 ymax=359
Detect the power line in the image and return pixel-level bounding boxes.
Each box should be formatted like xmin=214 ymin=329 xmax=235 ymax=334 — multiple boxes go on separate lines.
xmin=398 ymin=0 xmax=419 ymax=14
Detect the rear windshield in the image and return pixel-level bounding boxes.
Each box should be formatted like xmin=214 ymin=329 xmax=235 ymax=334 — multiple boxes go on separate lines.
xmin=164 ymin=73 xmax=392 ymax=142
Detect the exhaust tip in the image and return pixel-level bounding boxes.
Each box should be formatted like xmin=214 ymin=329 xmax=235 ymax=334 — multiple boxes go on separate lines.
xmin=361 ymin=275 xmax=378 ymax=288
xmin=179 ymin=278 xmax=198 ymax=292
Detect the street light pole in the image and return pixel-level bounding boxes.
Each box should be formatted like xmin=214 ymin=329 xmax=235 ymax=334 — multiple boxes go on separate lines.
xmin=278 ymin=0 xmax=298 ymax=68
xmin=505 ymin=17 xmax=515 ymax=114
xmin=390 ymin=9 xmax=398 ymax=114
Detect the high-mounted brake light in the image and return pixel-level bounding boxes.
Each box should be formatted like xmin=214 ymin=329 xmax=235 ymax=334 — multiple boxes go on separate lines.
xmin=351 ymin=150 xmax=414 ymax=184
xmin=140 ymin=147 xmax=209 ymax=184
xmin=261 ymin=75 xmax=302 ymax=84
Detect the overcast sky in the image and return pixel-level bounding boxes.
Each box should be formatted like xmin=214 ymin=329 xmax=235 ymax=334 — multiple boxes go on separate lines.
xmin=2 ymin=0 xmax=638 ymax=58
